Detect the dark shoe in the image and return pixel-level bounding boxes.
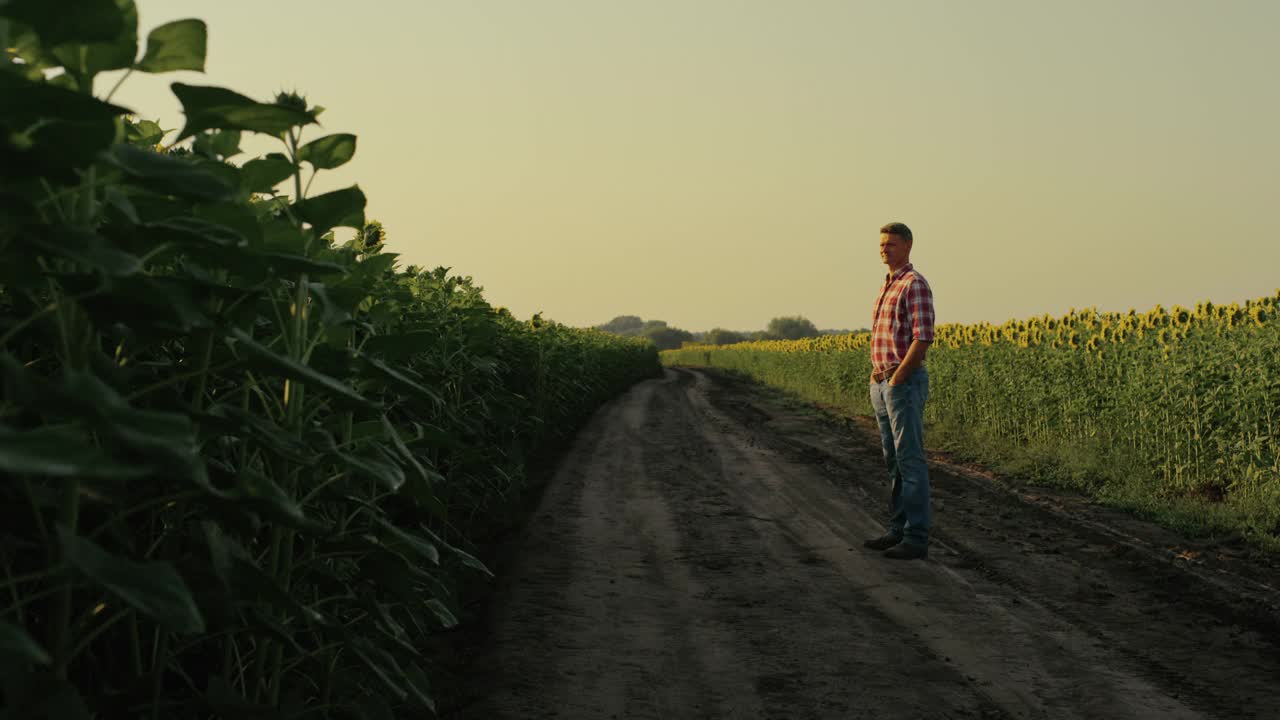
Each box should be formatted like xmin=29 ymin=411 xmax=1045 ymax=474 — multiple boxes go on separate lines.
xmin=863 ymin=534 xmax=903 ymax=551
xmin=883 ymin=543 xmax=928 ymax=560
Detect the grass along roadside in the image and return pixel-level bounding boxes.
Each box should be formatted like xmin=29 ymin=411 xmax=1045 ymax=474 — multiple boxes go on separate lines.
xmin=926 ymin=417 xmax=1280 ymax=555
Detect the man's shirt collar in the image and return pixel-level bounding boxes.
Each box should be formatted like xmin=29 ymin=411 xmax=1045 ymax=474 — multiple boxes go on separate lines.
xmin=885 ymin=263 xmax=914 ymax=283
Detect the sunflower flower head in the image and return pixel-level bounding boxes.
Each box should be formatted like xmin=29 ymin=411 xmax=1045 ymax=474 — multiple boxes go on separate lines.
xmin=1250 ymin=306 xmax=1269 ymax=328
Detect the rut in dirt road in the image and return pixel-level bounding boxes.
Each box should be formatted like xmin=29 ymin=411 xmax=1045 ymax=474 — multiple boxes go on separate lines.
xmin=456 ymin=368 xmax=1280 ymax=720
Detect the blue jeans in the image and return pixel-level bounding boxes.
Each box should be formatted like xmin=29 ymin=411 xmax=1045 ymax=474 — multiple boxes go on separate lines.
xmin=868 ymin=367 xmax=930 ymax=547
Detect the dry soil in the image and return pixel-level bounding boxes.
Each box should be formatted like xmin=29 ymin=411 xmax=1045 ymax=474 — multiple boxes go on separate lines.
xmin=451 ymin=368 xmax=1280 ymax=720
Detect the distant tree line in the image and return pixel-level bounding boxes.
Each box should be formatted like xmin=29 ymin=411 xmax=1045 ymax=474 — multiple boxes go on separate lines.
xmin=594 ymin=314 xmax=867 ymax=349
xmin=594 ymin=316 xmax=694 ymax=350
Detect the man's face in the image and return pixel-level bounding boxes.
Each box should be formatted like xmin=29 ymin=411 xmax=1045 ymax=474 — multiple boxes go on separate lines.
xmin=879 ymin=232 xmax=911 ymax=268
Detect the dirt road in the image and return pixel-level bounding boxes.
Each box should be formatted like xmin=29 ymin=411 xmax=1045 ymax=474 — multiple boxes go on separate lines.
xmin=453 ymin=368 xmax=1280 ymax=720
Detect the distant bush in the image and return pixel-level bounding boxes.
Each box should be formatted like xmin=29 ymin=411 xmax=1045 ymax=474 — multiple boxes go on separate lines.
xmin=704 ymin=328 xmax=746 ymax=345
xmin=595 ymin=316 xmax=698 ymax=349
xmin=597 ymin=315 xmax=645 ymax=336
xmin=767 ymin=316 xmax=821 ymax=340
xmin=642 ymin=319 xmax=669 ymax=333
xmin=646 ymin=326 xmax=695 ymax=350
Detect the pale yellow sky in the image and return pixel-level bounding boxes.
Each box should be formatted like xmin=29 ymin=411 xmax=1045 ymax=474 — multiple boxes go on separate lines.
xmin=108 ymin=1 xmax=1280 ymax=330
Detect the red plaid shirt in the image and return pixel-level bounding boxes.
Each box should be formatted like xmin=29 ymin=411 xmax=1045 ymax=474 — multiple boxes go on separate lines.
xmin=871 ymin=263 xmax=934 ymax=373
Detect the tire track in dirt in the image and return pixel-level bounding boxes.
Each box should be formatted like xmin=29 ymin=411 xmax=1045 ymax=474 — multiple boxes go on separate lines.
xmin=455 ymin=368 xmax=1280 ymax=719
xmin=699 ymin=368 xmax=1280 ymax=720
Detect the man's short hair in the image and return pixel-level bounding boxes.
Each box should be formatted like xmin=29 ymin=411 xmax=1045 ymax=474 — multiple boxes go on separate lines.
xmin=880 ymin=222 xmax=913 ymax=243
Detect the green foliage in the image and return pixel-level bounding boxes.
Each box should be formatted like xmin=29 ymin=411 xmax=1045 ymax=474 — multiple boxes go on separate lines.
xmin=298 ymin=134 xmax=357 ymax=171
xmin=594 ymin=316 xmax=696 ymax=349
xmin=0 ymin=7 xmax=657 ymax=717
xmin=58 ymin=527 xmax=207 ymax=635
xmin=136 ymin=19 xmax=207 ymax=73
xmin=596 ymin=315 xmax=645 ymax=335
xmin=172 ymin=83 xmax=317 ymax=140
xmin=645 ymin=326 xmax=693 ymax=350
xmin=703 ymin=328 xmax=745 ymax=345
xmin=766 ymin=315 xmax=820 ymax=340
xmin=0 ymin=0 xmax=125 ymax=47
xmin=641 ymin=319 xmax=668 ymax=333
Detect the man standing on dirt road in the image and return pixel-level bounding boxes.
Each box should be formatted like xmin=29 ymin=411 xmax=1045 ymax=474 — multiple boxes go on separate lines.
xmin=863 ymin=222 xmax=935 ymax=560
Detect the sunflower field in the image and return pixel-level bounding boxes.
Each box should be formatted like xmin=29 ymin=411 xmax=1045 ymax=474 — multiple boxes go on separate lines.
xmin=0 ymin=2 xmax=657 ymax=717
xmin=664 ymin=293 xmax=1280 ymax=545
